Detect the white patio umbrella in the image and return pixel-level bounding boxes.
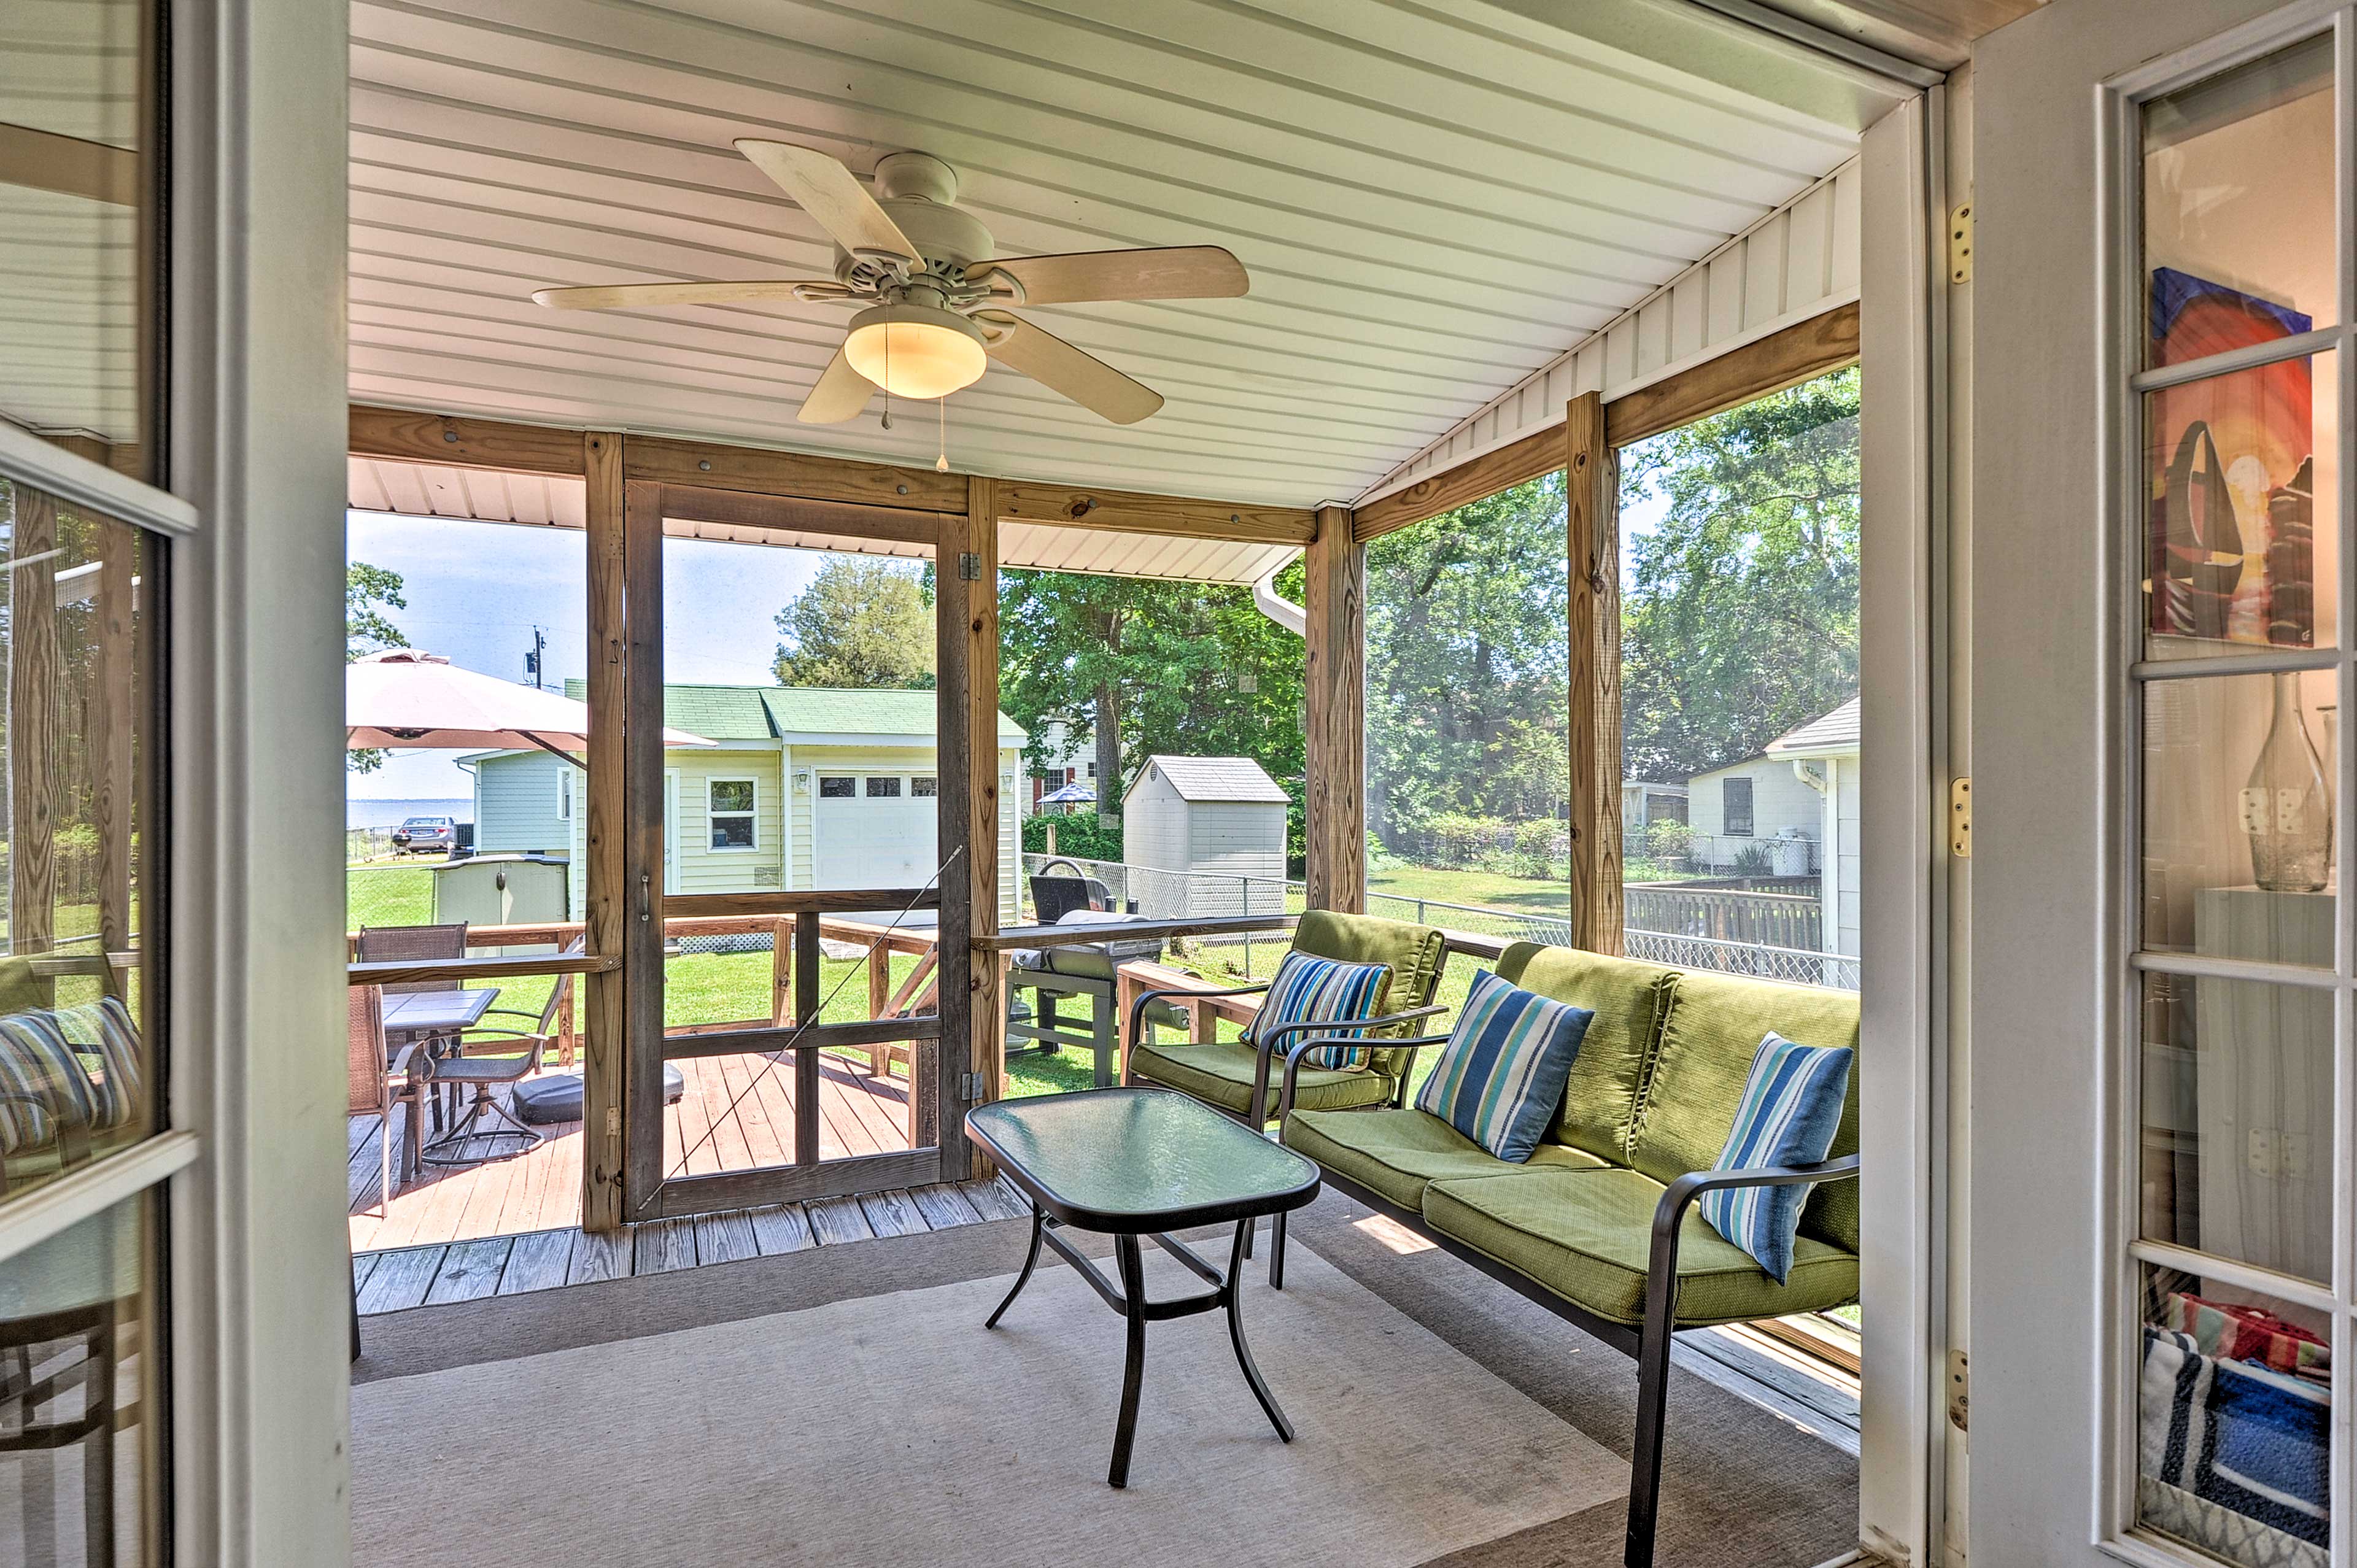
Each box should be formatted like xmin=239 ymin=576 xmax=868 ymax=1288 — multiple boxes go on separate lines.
xmin=347 ymin=649 xmax=715 ymax=758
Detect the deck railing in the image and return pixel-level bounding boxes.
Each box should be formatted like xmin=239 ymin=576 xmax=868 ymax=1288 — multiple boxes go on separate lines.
xmin=1622 ymin=883 xmax=1822 ymax=952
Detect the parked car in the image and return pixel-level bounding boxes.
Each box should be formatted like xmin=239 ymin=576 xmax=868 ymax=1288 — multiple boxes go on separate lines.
xmin=391 ymin=816 xmax=458 ymax=855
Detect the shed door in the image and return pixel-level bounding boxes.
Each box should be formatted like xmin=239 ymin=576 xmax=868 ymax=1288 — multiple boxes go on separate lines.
xmin=813 ymin=772 xmax=937 ymax=890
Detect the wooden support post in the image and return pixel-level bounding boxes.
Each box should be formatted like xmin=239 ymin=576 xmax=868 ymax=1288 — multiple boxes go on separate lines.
xmin=794 ymin=911 xmax=821 ymax=1166
xmin=581 ymin=433 xmax=629 ymax=1231
xmin=1566 ymin=393 xmax=1624 ymax=954
xmin=93 ymin=523 xmax=136 ymax=960
xmin=621 ymin=479 xmax=668 ymax=1215
xmin=866 ymin=949 xmax=891 ymax=1076
xmin=772 ymin=916 xmax=792 ymax=1025
xmin=1303 ymin=504 xmax=1365 ymax=914
xmin=935 ymin=475 xmax=1000 ymax=1180
xmin=10 ymin=488 xmax=57 ymax=978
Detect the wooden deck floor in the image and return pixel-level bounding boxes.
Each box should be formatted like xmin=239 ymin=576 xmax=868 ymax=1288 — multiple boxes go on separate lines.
xmin=347 ymin=1049 xmax=920 ymax=1256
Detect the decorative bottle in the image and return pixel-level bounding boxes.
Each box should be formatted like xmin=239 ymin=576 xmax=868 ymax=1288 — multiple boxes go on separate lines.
xmin=2243 ymin=671 xmax=2333 ymax=892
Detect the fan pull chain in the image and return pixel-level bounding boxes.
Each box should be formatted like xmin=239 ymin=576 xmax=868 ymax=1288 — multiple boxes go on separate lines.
xmin=936 ymin=397 xmax=949 ymax=471
xmin=880 ymin=326 xmax=894 ymax=429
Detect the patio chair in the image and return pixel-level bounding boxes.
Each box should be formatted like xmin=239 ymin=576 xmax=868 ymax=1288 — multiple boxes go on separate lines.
xmin=346 ymin=984 xmax=428 ymax=1213
xmin=356 ymin=921 xmax=468 ymax=993
xmin=1123 ymin=910 xmax=1453 ymax=1129
xmin=416 ymin=944 xmax=579 ymax=1167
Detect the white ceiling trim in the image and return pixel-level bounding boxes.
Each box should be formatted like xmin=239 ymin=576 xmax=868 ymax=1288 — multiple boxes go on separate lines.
xmin=1353 ymin=156 xmax=1861 ymax=509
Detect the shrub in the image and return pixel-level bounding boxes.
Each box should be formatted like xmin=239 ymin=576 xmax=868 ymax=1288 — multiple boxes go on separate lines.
xmin=1021 ymin=813 xmax=1123 ymax=862
xmin=1510 ymin=817 xmax=1567 ymax=879
xmin=1730 ymin=843 xmax=1776 ymax=876
xmin=1644 ymin=819 xmax=1694 ymax=859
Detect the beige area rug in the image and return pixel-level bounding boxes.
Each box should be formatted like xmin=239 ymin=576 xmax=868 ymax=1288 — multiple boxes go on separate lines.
xmin=351 ymin=1241 xmax=1624 ymax=1568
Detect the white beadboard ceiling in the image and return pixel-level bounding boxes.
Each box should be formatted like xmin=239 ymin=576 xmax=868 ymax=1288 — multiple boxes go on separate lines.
xmin=346 ymin=0 xmax=1894 ymax=516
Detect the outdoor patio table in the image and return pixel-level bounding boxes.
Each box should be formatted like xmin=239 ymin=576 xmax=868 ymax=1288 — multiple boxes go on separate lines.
xmin=966 ymin=1087 xmax=1320 ymax=1487
xmin=383 ymin=988 xmax=498 ymax=1130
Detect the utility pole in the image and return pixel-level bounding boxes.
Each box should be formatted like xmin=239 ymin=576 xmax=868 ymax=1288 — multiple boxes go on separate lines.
xmin=524 ymin=625 xmax=546 ymax=689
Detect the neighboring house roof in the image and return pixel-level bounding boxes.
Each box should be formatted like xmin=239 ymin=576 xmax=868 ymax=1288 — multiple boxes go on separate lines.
xmin=1688 ymin=753 xmax=1771 ymax=785
xmin=1765 ymin=694 xmax=1861 ymax=759
xmin=554 ymin=679 xmax=1024 ymax=746
xmin=1125 ymin=755 xmax=1291 ymax=806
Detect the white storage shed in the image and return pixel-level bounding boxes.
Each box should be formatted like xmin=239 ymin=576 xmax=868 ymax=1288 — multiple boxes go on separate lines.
xmin=1121 ymin=756 xmax=1290 ymax=920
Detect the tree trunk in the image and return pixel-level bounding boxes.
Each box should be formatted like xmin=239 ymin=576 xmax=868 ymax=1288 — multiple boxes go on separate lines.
xmin=1095 ymin=682 xmax=1122 ymax=826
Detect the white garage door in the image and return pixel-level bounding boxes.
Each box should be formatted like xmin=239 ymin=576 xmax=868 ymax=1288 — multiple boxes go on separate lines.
xmin=813 ymin=773 xmax=939 ymax=889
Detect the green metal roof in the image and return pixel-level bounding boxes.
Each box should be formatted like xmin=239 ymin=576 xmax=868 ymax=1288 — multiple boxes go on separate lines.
xmin=560 ymin=679 xmax=1023 ymax=744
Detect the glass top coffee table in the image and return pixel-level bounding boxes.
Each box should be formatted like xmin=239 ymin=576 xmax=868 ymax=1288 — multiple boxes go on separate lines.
xmin=966 ymin=1087 xmax=1322 ymax=1488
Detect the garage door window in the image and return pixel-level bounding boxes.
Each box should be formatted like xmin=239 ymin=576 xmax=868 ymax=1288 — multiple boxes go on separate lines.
xmin=867 ymin=776 xmax=902 ymax=798
xmin=913 ymin=776 xmax=939 ymax=797
xmin=819 ymin=775 xmax=854 ymax=798
xmin=708 ymin=779 xmax=756 ymax=849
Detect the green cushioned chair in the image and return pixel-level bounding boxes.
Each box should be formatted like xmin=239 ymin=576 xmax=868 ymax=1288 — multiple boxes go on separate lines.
xmin=1122 ymin=910 xmax=1452 ymax=1128
xmin=1277 ymin=939 xmax=1860 ymax=1568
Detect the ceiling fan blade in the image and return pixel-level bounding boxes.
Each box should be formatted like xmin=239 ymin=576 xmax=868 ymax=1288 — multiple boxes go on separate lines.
xmin=797 ymin=344 xmax=875 ymax=425
xmin=735 ymin=140 xmax=919 ymax=263
xmin=532 ymin=279 xmax=838 ymax=311
xmin=977 ymin=312 xmax=1163 ymax=425
xmin=975 ymin=245 xmax=1248 ymax=306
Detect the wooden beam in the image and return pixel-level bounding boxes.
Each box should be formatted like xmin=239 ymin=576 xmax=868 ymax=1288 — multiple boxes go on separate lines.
xmin=1348 ymin=301 xmax=1862 ymax=541
xmin=621 ymin=478 xmax=668 ymax=1217
xmin=625 ymin=434 xmax=964 ymax=514
xmin=579 ymin=433 xmax=629 ymax=1232
xmin=1302 ymin=505 xmax=1365 ymax=913
xmin=1606 ymin=302 xmax=1860 ymax=449
xmin=348 ymin=405 xmax=589 ymax=476
xmin=93 ymin=525 xmax=136 ymax=957
xmin=652 ymin=484 xmax=942 ymax=549
xmin=659 ymin=1016 xmax=942 ymax=1060
xmin=651 ymin=1148 xmax=943 ymax=1218
xmin=994 ymin=479 xmax=1315 ymax=546
xmin=975 ymin=912 xmax=1298 ymax=952
xmin=1352 ymin=424 xmax=1562 ymax=544
xmin=934 ymin=475 xmax=999 ymax=1181
xmin=1565 ymin=393 xmax=1624 ymax=955
xmin=10 ymin=489 xmax=56 ymax=973
xmin=663 ymin=888 xmax=942 ymax=919
xmin=794 ymin=911 xmax=821 ymax=1167
xmin=346 ymin=952 xmax=620 ymax=987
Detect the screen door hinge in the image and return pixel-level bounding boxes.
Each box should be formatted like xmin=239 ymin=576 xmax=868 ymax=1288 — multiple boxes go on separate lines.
xmin=1947 ymin=196 xmax=1974 ymax=284
xmin=1948 ymin=776 xmax=1972 ymax=858
xmin=958 ymin=1070 xmax=987 ymax=1101
xmin=1947 ymin=1348 xmax=1970 ymax=1431
xmin=958 ymin=552 xmax=983 ymax=581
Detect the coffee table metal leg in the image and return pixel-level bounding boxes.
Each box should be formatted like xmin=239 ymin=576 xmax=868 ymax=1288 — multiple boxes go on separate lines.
xmin=985 ymin=1205 xmax=1047 ymax=1329
xmin=1108 ymin=1234 xmax=1149 ymax=1488
xmin=1225 ymin=1219 xmax=1293 ymax=1443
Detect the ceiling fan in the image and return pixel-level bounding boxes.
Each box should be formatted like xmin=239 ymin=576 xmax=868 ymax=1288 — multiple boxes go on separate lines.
xmin=532 ymin=141 xmax=1249 ymax=427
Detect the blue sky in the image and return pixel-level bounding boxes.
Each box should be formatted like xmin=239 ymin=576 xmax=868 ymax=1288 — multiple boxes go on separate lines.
xmin=347 ymin=514 xmax=828 ymax=798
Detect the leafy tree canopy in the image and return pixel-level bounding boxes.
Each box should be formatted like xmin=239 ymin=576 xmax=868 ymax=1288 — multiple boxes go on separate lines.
xmin=773 ymin=557 xmax=935 ymax=690
xmin=1619 ymin=367 xmax=1860 ymax=784
xmin=1364 ymin=474 xmax=1569 ymax=851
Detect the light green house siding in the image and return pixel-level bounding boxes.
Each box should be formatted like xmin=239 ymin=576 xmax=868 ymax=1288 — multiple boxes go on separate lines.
xmin=474 ymin=681 xmax=1028 ymax=925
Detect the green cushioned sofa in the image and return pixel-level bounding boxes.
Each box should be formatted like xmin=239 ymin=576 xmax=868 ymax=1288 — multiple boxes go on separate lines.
xmin=1279 ymin=940 xmax=1861 ymax=1568
xmin=1122 ymin=910 xmax=1453 ymax=1126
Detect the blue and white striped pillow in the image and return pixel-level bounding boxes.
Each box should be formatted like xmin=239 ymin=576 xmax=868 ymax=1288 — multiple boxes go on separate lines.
xmin=1414 ymin=970 xmax=1592 ymax=1161
xmin=1248 ymin=951 xmax=1391 ymax=1070
xmin=1698 ymin=1032 xmax=1855 ymax=1283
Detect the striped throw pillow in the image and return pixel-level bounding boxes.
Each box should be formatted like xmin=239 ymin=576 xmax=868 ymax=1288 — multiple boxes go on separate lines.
xmin=1414 ymin=970 xmax=1592 ymax=1161
xmin=1247 ymin=951 xmax=1392 ymax=1070
xmin=1698 ymin=1032 xmax=1855 ymax=1284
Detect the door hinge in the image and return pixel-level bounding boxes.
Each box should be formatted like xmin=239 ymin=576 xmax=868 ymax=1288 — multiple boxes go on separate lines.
xmin=1948 ymin=776 xmax=1972 ymax=858
xmin=958 ymin=1070 xmax=988 ymax=1101
xmin=958 ymin=552 xmax=983 ymax=581
xmin=1947 ymin=1347 xmax=1970 ymax=1431
xmin=1947 ymin=197 xmax=1974 ymax=284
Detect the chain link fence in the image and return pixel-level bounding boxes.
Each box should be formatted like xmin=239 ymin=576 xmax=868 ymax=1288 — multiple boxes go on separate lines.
xmin=1023 ymin=854 xmax=1858 ymax=992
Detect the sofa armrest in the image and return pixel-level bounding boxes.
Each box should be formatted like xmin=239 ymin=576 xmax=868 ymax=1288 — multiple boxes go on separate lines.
xmin=1123 ymin=980 xmax=1273 ymax=1080
xmin=1641 ymin=1154 xmax=1861 ymax=1332
xmin=1248 ymin=1003 xmax=1448 ymax=1124
xmin=1275 ymin=1029 xmax=1450 ymax=1126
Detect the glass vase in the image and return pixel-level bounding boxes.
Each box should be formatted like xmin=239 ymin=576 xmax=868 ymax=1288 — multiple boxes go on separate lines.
xmin=2243 ymin=671 xmax=2333 ymax=892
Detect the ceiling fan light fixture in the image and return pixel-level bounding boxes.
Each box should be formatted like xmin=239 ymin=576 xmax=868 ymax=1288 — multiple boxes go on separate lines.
xmin=843 ymin=303 xmax=988 ymax=400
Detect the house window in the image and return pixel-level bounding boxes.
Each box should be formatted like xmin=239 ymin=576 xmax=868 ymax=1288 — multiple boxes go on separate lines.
xmin=912 ymin=776 xmax=939 ymax=797
xmin=867 ymin=776 xmax=902 ymax=798
xmin=818 ymin=775 xmax=855 ymax=798
xmin=708 ymin=778 xmax=756 ymax=849
xmin=1722 ymin=777 xmax=1754 ymax=836
xmin=1043 ymin=768 xmax=1066 ymax=790
xmin=1087 ymin=763 xmax=1097 ymax=778
xmin=557 ymin=768 xmax=574 ymax=821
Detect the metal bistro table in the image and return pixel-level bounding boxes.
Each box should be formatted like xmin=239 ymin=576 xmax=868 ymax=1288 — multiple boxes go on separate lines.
xmin=966 ymin=1087 xmax=1322 ymax=1488
xmin=383 ymin=987 xmax=498 ymax=1135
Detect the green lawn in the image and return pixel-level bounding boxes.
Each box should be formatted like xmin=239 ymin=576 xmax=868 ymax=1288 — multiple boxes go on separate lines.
xmin=1366 ymin=864 xmax=1573 ymax=919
